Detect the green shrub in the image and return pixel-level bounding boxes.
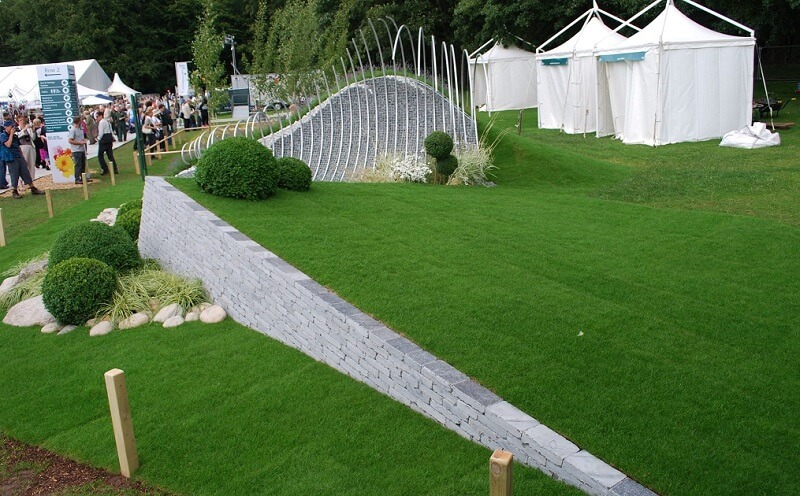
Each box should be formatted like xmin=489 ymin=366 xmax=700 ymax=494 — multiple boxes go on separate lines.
xmin=116 ymin=208 xmax=142 ymax=241
xmin=195 ymin=137 xmax=279 ymax=200
xmin=42 ymin=258 xmax=117 ymax=325
xmin=276 ymin=157 xmax=312 ymax=191
xmin=118 ymin=198 xmax=143 ymax=218
xmin=49 ymin=221 xmax=141 ymax=273
xmin=436 ymin=154 xmax=459 ymax=177
xmin=424 ymin=131 xmax=454 ymax=160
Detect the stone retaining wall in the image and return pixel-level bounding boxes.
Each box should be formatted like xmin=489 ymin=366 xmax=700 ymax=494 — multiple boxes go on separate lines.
xmin=139 ymin=177 xmax=656 ymax=496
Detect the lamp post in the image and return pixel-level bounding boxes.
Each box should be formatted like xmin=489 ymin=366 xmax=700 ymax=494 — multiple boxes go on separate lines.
xmin=224 ymin=35 xmax=239 ymax=76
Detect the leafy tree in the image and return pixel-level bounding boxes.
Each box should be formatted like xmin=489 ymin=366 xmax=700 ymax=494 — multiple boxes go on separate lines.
xmin=191 ymin=0 xmax=227 ymax=113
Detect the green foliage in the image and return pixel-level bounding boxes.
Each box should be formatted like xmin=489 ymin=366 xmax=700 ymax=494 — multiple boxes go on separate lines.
xmin=99 ymin=268 xmax=209 ymax=325
xmin=0 ymin=271 xmax=45 ymax=310
xmin=116 ymin=208 xmax=142 ymax=241
xmin=117 ymin=198 xmax=142 ymax=218
xmin=195 ymin=137 xmax=279 ymax=200
xmin=424 ymin=131 xmax=454 ymax=160
xmin=41 ymin=258 xmax=117 ymax=325
xmin=49 ymin=221 xmax=141 ymax=273
xmin=435 ymin=154 xmax=458 ymax=177
xmin=276 ymin=157 xmax=312 ymax=191
xmin=191 ymin=0 xmax=227 ymax=114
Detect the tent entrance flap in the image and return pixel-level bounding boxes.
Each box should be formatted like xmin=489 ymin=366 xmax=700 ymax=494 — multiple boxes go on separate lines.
xmin=541 ymin=58 xmax=568 ymax=66
xmin=598 ymin=52 xmax=646 ymax=62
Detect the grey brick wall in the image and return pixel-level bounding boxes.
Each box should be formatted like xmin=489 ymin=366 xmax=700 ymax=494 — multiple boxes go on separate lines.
xmin=139 ymin=177 xmax=656 ymax=496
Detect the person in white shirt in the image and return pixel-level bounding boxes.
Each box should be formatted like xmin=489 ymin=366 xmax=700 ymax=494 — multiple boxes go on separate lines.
xmin=97 ymin=109 xmax=117 ymax=175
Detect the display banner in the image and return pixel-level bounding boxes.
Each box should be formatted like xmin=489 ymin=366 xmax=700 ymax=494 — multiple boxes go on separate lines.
xmin=175 ymin=62 xmax=190 ymax=97
xmin=37 ymin=64 xmax=80 ymax=184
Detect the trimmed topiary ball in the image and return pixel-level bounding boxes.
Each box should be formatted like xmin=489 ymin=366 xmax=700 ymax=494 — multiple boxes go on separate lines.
xmin=118 ymin=198 xmax=142 ymax=218
xmin=424 ymin=131 xmax=454 ymax=160
xmin=276 ymin=157 xmax=312 ymax=191
xmin=436 ymin=154 xmax=459 ymax=177
xmin=116 ymin=208 xmax=142 ymax=241
xmin=42 ymin=257 xmax=117 ymax=325
xmin=195 ymin=137 xmax=279 ymax=200
xmin=49 ymin=221 xmax=141 ymax=273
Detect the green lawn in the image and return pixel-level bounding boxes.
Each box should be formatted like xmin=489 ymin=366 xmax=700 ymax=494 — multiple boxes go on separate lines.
xmin=167 ymin=110 xmax=800 ymax=496
xmin=0 ymin=133 xmax=577 ymax=494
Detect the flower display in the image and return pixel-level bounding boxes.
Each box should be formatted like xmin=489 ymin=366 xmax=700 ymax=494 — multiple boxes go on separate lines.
xmin=53 ymin=147 xmax=74 ymax=177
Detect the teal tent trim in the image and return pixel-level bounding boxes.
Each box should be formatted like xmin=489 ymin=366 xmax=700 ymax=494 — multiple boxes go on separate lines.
xmin=541 ymin=58 xmax=568 ymax=66
xmin=598 ymin=52 xmax=646 ymax=62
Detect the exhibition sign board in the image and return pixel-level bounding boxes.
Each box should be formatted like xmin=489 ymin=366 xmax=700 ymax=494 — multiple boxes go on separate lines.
xmin=37 ymin=64 xmax=80 ymax=183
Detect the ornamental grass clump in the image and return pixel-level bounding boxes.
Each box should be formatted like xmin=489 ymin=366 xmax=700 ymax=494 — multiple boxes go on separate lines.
xmin=49 ymin=221 xmax=141 ymax=273
xmin=195 ymin=137 xmax=279 ymax=200
xmin=276 ymin=157 xmax=312 ymax=191
xmin=42 ymin=258 xmax=117 ymax=325
xmin=0 ymin=271 xmax=45 ymax=310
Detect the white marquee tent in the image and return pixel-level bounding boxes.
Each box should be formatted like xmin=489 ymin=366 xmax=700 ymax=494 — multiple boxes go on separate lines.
xmin=536 ymin=6 xmax=633 ymax=134
xmin=469 ymin=41 xmax=538 ymax=112
xmin=595 ymin=0 xmax=755 ymax=146
xmin=0 ymin=59 xmax=112 ymax=107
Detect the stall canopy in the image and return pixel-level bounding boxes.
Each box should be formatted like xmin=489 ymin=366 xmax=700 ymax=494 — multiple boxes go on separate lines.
xmin=0 ymin=59 xmax=112 ymax=107
xmin=595 ymin=0 xmax=755 ymax=145
xmin=107 ymin=73 xmax=139 ymax=96
xmin=536 ymin=4 xmax=635 ymax=134
xmin=469 ymin=41 xmax=538 ymax=112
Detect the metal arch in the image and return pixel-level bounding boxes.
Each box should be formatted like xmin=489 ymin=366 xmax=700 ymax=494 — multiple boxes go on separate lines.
xmin=276 ymin=103 xmax=285 ymax=158
xmin=449 ymin=44 xmax=460 ymax=142
xmin=181 ymin=142 xmax=190 ymax=164
xmin=380 ymin=18 xmax=399 ymax=156
xmin=344 ymin=48 xmax=361 ymax=181
xmin=312 ymin=79 xmax=324 ymax=179
xmin=460 ymin=49 xmax=472 ymax=144
xmin=464 ymin=48 xmax=479 ymax=145
xmin=352 ymin=38 xmax=370 ymax=172
xmin=221 ymin=124 xmax=231 ymax=140
xmin=391 ymin=23 xmax=410 ymax=160
xmin=431 ymin=35 xmax=437 ymax=132
xmin=262 ymin=111 xmax=276 ymax=154
xmin=396 ymin=24 xmax=419 ymax=160
xmin=368 ymin=19 xmax=390 ymax=161
xmin=421 ymin=30 xmax=429 ymax=140
xmin=336 ymin=58 xmax=352 ymax=181
xmin=442 ymin=42 xmax=453 ymax=135
xmin=295 ymin=80 xmax=306 ymax=163
xmin=305 ymin=78 xmax=315 ymax=168
xmin=359 ymin=29 xmax=379 ymax=170
xmin=256 ymin=112 xmax=267 ymax=141
xmin=322 ymin=69 xmax=337 ymax=181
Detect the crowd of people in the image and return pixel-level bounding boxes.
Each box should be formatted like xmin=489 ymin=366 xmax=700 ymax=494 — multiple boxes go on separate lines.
xmin=2 ymin=94 xmax=213 ymax=196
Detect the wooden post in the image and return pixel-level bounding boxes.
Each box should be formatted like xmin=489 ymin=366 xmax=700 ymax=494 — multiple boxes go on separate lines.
xmin=133 ymin=151 xmax=140 ymax=175
xmin=104 ymin=369 xmax=139 ymax=478
xmin=82 ymin=173 xmax=89 ymax=200
xmin=0 ymin=208 xmax=5 ymax=247
xmin=109 ymin=166 xmax=116 ymax=186
xmin=517 ymin=110 xmax=523 ymax=136
xmin=490 ymin=450 xmax=513 ymax=496
xmin=45 ymin=189 xmax=54 ymax=218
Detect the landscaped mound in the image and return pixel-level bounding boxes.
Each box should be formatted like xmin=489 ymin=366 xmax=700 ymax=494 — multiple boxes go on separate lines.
xmin=49 ymin=222 xmax=141 ymax=273
xmin=276 ymin=157 xmax=312 ymax=191
xmin=116 ymin=208 xmax=142 ymax=241
xmin=195 ymin=137 xmax=279 ymax=200
xmin=42 ymin=258 xmax=117 ymax=325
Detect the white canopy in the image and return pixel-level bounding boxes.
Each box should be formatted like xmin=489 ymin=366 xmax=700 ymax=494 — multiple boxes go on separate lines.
xmin=0 ymin=59 xmax=111 ymax=107
xmin=107 ymin=72 xmax=139 ymax=96
xmin=537 ymin=15 xmax=628 ymax=134
xmin=469 ymin=42 xmax=537 ymax=112
xmin=595 ymin=0 xmax=755 ymax=145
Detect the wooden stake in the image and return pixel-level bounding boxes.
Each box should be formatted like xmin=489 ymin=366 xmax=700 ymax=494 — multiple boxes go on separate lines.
xmin=490 ymin=450 xmax=513 ymax=496
xmin=104 ymin=369 xmax=139 ymax=478
xmin=82 ymin=173 xmax=89 ymax=200
xmin=0 ymin=208 xmax=5 ymax=247
xmin=45 ymin=189 xmax=54 ymax=218
xmin=109 ymin=166 xmax=116 ymax=186
xmin=133 ymin=152 xmax=140 ymax=175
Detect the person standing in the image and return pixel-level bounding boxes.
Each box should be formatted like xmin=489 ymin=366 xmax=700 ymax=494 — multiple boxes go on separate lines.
xmin=181 ymin=98 xmax=193 ymax=129
xmin=200 ymin=98 xmax=209 ymax=127
xmin=114 ymin=104 xmax=127 ymax=142
xmin=97 ymin=110 xmax=117 ymax=175
xmin=16 ymin=115 xmax=37 ymax=182
xmin=32 ymin=118 xmax=49 ymax=170
xmin=1 ymin=120 xmax=44 ymax=199
xmin=68 ymin=116 xmax=87 ymax=184
xmin=84 ymin=110 xmax=97 ymax=144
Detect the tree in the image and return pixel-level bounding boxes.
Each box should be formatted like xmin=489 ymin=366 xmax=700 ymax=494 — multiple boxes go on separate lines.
xmin=191 ymin=0 xmax=227 ymax=113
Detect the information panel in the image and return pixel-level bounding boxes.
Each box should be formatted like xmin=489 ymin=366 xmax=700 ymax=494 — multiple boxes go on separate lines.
xmin=37 ymin=64 xmax=80 ymax=183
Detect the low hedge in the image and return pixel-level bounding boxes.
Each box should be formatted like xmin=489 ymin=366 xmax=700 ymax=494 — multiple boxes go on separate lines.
xmin=49 ymin=221 xmax=141 ymax=273
xmin=195 ymin=137 xmax=279 ymax=200
xmin=276 ymin=157 xmax=312 ymax=191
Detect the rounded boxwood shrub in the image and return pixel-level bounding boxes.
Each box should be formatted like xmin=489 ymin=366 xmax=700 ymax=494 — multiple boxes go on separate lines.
xmin=195 ymin=137 xmax=279 ymax=200
xmin=276 ymin=157 xmax=312 ymax=191
xmin=49 ymin=221 xmax=141 ymax=273
xmin=436 ymin=154 xmax=459 ymax=177
xmin=118 ymin=198 xmax=142 ymax=218
xmin=116 ymin=208 xmax=142 ymax=241
xmin=42 ymin=258 xmax=117 ymax=325
xmin=424 ymin=131 xmax=454 ymax=160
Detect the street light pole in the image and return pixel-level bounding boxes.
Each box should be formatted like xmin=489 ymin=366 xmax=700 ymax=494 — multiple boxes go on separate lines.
xmin=225 ymin=34 xmax=239 ymax=75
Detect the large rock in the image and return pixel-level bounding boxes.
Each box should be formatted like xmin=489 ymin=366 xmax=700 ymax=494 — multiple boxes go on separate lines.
xmin=200 ymin=304 xmax=226 ymax=324
xmin=57 ymin=325 xmax=78 ymax=335
xmin=185 ymin=311 xmax=200 ymax=322
xmin=153 ymin=303 xmax=183 ymax=323
xmin=3 ymin=295 xmax=56 ymax=327
xmin=95 ymin=208 xmax=118 ymax=226
xmin=41 ymin=323 xmax=61 ymax=334
xmin=163 ymin=315 xmax=185 ymax=328
xmin=0 ymin=275 xmax=19 ymax=296
xmin=17 ymin=259 xmax=47 ymax=283
xmin=89 ymin=321 xmax=113 ymax=337
xmin=118 ymin=312 xmax=150 ymax=330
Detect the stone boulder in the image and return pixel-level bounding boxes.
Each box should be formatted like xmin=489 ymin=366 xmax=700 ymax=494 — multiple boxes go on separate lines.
xmin=41 ymin=323 xmax=61 ymax=334
xmin=153 ymin=303 xmax=183 ymax=323
xmin=89 ymin=321 xmax=113 ymax=337
xmin=94 ymin=208 xmax=118 ymax=226
xmin=118 ymin=312 xmax=150 ymax=330
xmin=57 ymin=325 xmax=78 ymax=335
xmin=200 ymin=304 xmax=227 ymax=324
xmin=0 ymin=275 xmax=19 ymax=296
xmin=185 ymin=311 xmax=200 ymax=322
xmin=3 ymin=295 xmax=56 ymax=327
xmin=17 ymin=259 xmax=47 ymax=283
xmin=163 ymin=315 xmax=185 ymax=328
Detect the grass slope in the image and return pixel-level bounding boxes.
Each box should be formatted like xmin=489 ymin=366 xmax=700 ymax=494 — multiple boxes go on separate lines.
xmin=170 ymin=111 xmax=800 ymax=495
